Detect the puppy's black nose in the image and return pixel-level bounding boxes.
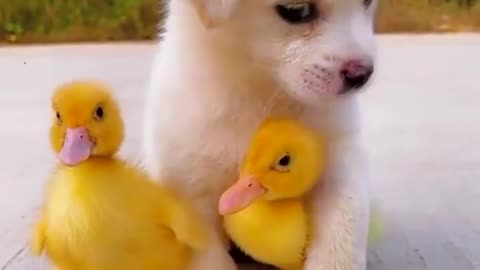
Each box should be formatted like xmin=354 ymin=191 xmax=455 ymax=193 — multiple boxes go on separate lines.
xmin=339 ymin=60 xmax=374 ymax=94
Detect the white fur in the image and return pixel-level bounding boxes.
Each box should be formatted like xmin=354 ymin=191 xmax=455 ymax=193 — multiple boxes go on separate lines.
xmin=143 ymin=0 xmax=377 ymax=269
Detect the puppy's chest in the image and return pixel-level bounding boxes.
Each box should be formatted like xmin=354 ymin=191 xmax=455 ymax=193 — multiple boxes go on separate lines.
xmin=178 ymin=105 xmax=325 ymax=170
xmin=183 ymin=100 xmax=279 ymax=154
xmin=163 ymin=90 xmax=328 ymax=190
xmin=182 ymin=114 xmax=261 ymax=174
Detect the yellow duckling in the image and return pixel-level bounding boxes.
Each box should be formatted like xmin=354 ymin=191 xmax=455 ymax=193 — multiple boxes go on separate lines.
xmin=31 ymin=81 xmax=206 ymax=270
xmin=218 ymin=118 xmax=326 ymax=270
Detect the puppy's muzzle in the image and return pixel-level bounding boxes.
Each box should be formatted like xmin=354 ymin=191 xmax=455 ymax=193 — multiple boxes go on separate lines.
xmin=339 ymin=60 xmax=374 ymax=94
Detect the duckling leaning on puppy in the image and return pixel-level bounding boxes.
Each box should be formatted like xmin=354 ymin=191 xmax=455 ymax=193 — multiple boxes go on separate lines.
xmin=219 ymin=118 xmax=327 ymax=270
xmin=30 ymin=81 xmax=207 ymax=270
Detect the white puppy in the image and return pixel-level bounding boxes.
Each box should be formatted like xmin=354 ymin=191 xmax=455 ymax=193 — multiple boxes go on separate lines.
xmin=144 ymin=0 xmax=377 ymax=269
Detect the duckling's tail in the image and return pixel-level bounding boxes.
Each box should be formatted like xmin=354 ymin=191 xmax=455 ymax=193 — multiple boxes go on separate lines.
xmin=30 ymin=219 xmax=46 ymax=256
xmin=368 ymin=202 xmax=385 ymax=246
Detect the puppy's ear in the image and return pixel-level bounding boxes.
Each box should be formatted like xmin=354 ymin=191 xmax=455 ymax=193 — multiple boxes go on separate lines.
xmin=190 ymin=0 xmax=239 ymax=28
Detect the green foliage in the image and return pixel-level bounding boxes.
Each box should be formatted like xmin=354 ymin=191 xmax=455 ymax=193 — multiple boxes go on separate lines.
xmin=0 ymin=0 xmax=479 ymax=44
xmin=0 ymin=0 xmax=164 ymax=43
xmin=376 ymin=0 xmax=480 ymax=32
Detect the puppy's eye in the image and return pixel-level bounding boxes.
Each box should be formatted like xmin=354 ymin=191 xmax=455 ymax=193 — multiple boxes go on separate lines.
xmin=94 ymin=106 xmax=104 ymax=120
xmin=275 ymin=2 xmax=319 ymax=24
xmin=273 ymin=153 xmax=291 ymax=172
xmin=364 ymin=0 xmax=373 ymax=8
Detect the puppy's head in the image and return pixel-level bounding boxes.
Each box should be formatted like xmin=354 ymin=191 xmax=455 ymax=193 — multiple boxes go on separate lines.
xmin=190 ymin=0 xmax=377 ymax=105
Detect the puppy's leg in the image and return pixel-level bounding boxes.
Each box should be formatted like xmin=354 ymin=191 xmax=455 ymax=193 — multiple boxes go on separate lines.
xmin=189 ymin=235 xmax=237 ymax=270
xmin=184 ymin=196 xmax=237 ymax=270
xmin=305 ymin=139 xmax=370 ymax=270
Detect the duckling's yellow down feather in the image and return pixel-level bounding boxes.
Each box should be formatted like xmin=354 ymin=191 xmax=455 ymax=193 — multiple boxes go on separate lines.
xmin=31 ymin=81 xmax=206 ymax=270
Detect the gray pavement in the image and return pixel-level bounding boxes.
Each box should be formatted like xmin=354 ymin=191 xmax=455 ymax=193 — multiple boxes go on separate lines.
xmin=0 ymin=34 xmax=479 ymax=270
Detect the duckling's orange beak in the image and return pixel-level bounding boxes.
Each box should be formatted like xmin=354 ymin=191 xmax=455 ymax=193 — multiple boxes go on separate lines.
xmin=58 ymin=127 xmax=94 ymax=166
xmin=218 ymin=176 xmax=266 ymax=215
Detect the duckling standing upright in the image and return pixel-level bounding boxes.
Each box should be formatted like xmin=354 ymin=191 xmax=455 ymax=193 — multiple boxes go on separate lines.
xmin=30 ymin=81 xmax=206 ymax=270
xmin=219 ymin=119 xmax=327 ymax=270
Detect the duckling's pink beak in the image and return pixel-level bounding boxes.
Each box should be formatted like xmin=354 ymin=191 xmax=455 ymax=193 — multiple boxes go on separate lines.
xmin=58 ymin=127 xmax=94 ymax=166
xmin=218 ymin=176 xmax=266 ymax=215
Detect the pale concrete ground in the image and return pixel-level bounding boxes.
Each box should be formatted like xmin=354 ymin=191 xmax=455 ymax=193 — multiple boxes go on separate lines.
xmin=0 ymin=34 xmax=479 ymax=270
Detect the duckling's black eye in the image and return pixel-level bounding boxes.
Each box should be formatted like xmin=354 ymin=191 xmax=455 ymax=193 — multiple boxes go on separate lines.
xmin=275 ymin=2 xmax=319 ymax=25
xmin=55 ymin=111 xmax=62 ymax=124
xmin=278 ymin=154 xmax=291 ymax=166
xmin=273 ymin=153 xmax=291 ymax=172
xmin=94 ymin=106 xmax=104 ymax=120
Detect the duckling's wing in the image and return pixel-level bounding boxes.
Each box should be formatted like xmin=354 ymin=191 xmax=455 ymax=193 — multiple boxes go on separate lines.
xmin=154 ymin=188 xmax=207 ymax=250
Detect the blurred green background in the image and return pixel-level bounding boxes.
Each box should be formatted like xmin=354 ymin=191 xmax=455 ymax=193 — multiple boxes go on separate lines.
xmin=0 ymin=0 xmax=479 ymax=44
